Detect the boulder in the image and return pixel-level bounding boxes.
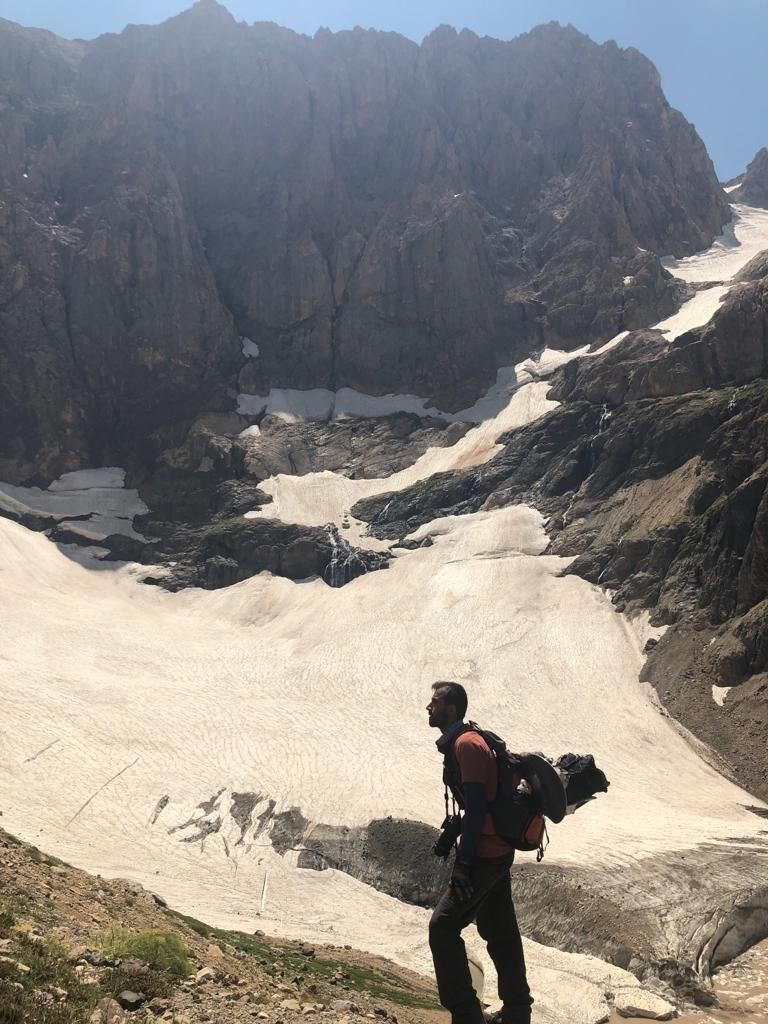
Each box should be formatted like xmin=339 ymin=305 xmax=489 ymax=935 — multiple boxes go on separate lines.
xmin=615 ymin=987 xmax=677 ymax=1019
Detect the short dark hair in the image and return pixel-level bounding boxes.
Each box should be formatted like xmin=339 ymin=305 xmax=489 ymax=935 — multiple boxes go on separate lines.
xmin=432 ymin=680 xmax=468 ymax=719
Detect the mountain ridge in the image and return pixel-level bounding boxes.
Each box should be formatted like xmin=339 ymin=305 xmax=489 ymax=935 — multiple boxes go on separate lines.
xmin=0 ymin=6 xmax=727 ymax=482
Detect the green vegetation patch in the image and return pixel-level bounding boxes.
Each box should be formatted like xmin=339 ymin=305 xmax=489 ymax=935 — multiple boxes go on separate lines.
xmin=98 ymin=927 xmax=191 ymax=978
xmin=0 ymin=929 xmax=185 ymax=1024
xmin=342 ymin=962 xmax=439 ymax=1009
xmin=27 ymin=846 xmax=69 ymax=869
xmin=101 ymin=964 xmax=175 ymax=1001
xmin=0 ymin=902 xmax=16 ymax=932
xmin=167 ymin=911 xmax=438 ymax=1010
xmin=0 ymin=933 xmax=100 ymax=1024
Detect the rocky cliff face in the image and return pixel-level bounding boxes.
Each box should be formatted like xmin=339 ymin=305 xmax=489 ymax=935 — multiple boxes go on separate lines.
xmin=731 ymin=147 xmax=768 ymax=207
xmin=0 ymin=2 xmax=728 ymax=482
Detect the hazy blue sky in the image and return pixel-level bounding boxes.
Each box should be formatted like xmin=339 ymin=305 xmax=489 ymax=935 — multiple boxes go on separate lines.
xmin=1 ymin=0 xmax=765 ymax=179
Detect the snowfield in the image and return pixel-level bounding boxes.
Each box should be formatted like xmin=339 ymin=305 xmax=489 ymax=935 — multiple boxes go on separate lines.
xmin=2 ymin=204 xmax=768 ymax=1023
xmin=2 ymin=496 xmax=766 ymax=1022
xmin=662 ymin=203 xmax=768 ymax=284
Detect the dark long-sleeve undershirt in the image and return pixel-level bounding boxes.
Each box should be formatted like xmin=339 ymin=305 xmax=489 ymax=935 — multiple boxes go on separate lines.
xmin=456 ymin=781 xmax=487 ymax=864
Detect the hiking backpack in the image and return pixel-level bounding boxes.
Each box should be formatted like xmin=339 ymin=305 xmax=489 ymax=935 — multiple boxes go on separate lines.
xmin=440 ymin=722 xmax=552 ymax=861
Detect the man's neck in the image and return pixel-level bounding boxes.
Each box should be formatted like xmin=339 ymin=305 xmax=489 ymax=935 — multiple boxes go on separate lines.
xmin=437 ymin=718 xmax=465 ymax=746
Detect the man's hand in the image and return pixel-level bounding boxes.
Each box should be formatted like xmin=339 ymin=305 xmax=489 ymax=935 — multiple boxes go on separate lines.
xmin=450 ymin=861 xmax=474 ymax=901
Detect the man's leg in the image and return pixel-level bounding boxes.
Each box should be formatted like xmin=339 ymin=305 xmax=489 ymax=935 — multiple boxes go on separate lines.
xmin=429 ymin=859 xmax=512 ymax=1024
xmin=474 ymin=866 xmax=532 ymax=1024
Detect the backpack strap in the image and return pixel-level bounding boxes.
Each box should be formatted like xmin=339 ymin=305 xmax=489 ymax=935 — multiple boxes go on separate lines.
xmin=437 ymin=721 xmax=502 ymax=812
xmin=436 ymin=722 xmax=478 ymax=810
xmin=537 ymin=823 xmax=549 ymax=863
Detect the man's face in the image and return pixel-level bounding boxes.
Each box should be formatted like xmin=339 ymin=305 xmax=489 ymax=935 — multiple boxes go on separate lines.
xmin=426 ymin=687 xmax=456 ymax=731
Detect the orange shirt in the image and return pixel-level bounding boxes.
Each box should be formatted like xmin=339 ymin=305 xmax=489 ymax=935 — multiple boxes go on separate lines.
xmin=454 ymin=731 xmax=515 ymax=858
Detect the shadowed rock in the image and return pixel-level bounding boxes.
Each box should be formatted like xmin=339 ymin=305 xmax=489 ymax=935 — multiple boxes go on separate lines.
xmin=144 ymin=516 xmax=389 ymax=591
xmin=0 ymin=10 xmax=728 ymax=480
xmin=730 ymin=147 xmax=768 ymax=207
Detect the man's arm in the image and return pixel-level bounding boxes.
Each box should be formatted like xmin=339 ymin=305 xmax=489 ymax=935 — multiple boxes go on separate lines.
xmin=450 ymin=733 xmax=495 ymax=899
xmin=449 ymin=782 xmax=486 ymax=899
xmin=456 ymin=782 xmax=487 ymax=864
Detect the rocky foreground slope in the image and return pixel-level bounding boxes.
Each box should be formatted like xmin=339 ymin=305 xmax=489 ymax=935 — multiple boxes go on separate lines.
xmin=0 ymin=827 xmax=442 ymax=1023
xmin=0 ymin=0 xmax=728 ymax=482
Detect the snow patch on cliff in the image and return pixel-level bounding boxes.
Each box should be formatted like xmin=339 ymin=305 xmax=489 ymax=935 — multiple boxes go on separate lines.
xmin=662 ymin=203 xmax=768 ymax=284
xmin=0 ymin=467 xmax=148 ymax=541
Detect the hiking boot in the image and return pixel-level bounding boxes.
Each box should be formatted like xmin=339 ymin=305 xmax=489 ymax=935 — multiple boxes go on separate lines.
xmin=484 ymin=1012 xmax=531 ymax=1024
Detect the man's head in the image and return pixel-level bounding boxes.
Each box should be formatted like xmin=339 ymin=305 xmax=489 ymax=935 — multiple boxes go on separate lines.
xmin=427 ymin=680 xmax=468 ymax=731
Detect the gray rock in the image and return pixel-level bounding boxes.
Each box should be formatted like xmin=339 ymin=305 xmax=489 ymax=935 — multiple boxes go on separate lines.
xmin=614 ymin=987 xmax=676 ymax=1019
xmin=147 ymin=517 xmax=388 ymax=592
xmin=195 ymin=967 xmax=219 ymax=984
xmin=279 ymin=998 xmax=302 ymax=1010
xmin=94 ymin=998 xmax=133 ymax=1023
xmin=730 ymin=147 xmax=768 ymax=208
xmin=116 ymin=991 xmax=147 ymax=1011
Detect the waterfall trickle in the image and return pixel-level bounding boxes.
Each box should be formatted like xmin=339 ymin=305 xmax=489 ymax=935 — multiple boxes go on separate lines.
xmin=322 ymin=523 xmax=389 ymax=588
xmin=586 ymin=402 xmax=613 ymax=474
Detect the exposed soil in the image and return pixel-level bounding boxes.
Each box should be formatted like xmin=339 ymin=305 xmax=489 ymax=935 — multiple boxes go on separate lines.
xmin=641 ymin=622 xmax=768 ymax=801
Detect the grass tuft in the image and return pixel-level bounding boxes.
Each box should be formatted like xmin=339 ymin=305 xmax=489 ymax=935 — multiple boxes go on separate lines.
xmin=99 ymin=927 xmax=191 ymax=978
xmin=0 ymin=903 xmax=16 ymax=932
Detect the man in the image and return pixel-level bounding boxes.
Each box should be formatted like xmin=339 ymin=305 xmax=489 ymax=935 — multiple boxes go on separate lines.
xmin=427 ymin=681 xmax=533 ymax=1024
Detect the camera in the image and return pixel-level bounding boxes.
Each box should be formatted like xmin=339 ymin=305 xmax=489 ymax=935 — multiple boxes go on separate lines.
xmin=433 ymin=814 xmax=463 ymax=858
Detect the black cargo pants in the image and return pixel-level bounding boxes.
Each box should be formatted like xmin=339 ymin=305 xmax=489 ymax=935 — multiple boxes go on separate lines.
xmin=429 ymin=853 xmax=532 ymax=1024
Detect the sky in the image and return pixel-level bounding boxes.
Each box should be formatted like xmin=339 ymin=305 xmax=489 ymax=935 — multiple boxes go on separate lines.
xmin=0 ymin=1 xmax=765 ymax=179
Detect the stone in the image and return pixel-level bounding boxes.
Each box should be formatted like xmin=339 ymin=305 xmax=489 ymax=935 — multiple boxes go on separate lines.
xmin=300 ymin=944 xmax=316 ymax=958
xmin=280 ymin=999 xmax=302 ymax=1010
xmin=116 ymin=990 xmax=147 ymax=1011
xmin=195 ymin=967 xmax=219 ymax=984
xmin=0 ymin=956 xmax=29 ymax=973
xmin=94 ymin=998 xmax=133 ymax=1023
xmin=329 ymin=1000 xmax=356 ymax=1012
xmin=614 ymin=987 xmax=677 ymax=1019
